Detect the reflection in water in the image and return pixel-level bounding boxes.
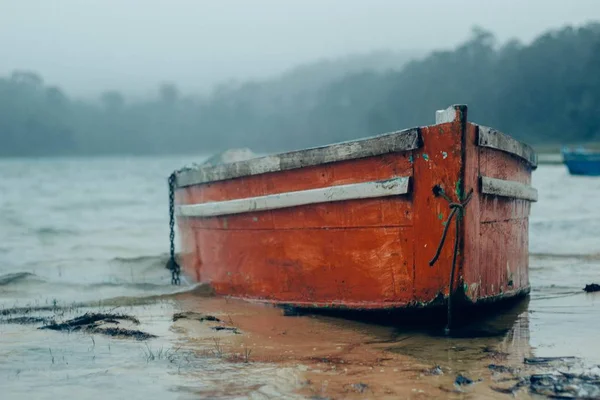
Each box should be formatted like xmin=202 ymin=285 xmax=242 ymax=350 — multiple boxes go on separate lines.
xmin=379 ymin=298 xmax=533 ymax=371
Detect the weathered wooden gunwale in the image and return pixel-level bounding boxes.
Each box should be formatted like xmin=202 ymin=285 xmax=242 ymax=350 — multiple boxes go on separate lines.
xmin=176 ymin=177 xmax=410 ymax=218
xmin=477 ymin=125 xmax=538 ymax=169
xmin=175 ymin=128 xmax=420 ymax=187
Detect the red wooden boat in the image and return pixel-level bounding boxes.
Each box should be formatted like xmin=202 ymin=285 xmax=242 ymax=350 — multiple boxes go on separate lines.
xmin=169 ymin=105 xmax=537 ymax=315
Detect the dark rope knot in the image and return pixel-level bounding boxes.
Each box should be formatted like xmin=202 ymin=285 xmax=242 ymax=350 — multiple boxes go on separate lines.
xmin=429 ymin=189 xmax=474 ymax=267
xmin=428 ymin=186 xmax=473 ymax=334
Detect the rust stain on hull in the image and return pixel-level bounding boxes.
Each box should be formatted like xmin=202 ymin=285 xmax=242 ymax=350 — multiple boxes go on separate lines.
xmin=173 ymin=105 xmax=536 ymax=310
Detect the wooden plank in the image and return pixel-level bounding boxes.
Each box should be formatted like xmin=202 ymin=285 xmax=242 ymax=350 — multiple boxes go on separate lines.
xmin=480 ymin=198 xmax=531 ymax=222
xmin=478 ymin=125 xmax=538 ymax=168
xmin=480 ymin=176 xmax=538 ymax=202
xmin=189 ymin=227 xmax=414 ymax=304
xmin=479 ymin=147 xmax=531 ymax=184
xmin=183 ymin=152 xmax=413 ymax=205
xmin=462 ymin=122 xmax=482 ymax=302
xmin=175 ymin=128 xmax=420 ymax=187
xmin=177 ymin=177 xmax=410 ymax=218
xmin=471 ymin=219 xmax=530 ymax=300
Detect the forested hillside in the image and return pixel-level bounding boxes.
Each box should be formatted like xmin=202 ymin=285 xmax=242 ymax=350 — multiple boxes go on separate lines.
xmin=2 ymin=23 xmax=599 ymax=156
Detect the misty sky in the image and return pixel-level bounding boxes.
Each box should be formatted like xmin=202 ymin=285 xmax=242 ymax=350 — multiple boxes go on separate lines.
xmin=1 ymin=0 xmax=599 ymax=98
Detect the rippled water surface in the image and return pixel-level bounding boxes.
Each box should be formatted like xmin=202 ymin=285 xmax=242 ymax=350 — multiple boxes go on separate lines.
xmin=1 ymin=157 xmax=600 ymax=399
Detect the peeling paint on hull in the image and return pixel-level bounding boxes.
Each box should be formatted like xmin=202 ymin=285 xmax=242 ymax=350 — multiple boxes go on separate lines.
xmin=172 ymin=105 xmax=537 ymax=312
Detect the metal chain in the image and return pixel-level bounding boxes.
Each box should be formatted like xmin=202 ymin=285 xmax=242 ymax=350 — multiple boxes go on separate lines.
xmin=429 ymin=186 xmax=474 ymax=333
xmin=166 ymin=173 xmax=181 ymax=285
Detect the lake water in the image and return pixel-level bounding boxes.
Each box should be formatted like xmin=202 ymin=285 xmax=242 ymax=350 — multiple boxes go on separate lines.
xmin=1 ymin=157 xmax=599 ymax=399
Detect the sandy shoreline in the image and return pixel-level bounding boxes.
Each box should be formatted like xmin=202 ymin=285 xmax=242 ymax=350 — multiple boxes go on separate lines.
xmin=1 ymin=282 xmax=598 ymax=399
xmin=170 ymin=289 xmax=546 ymax=399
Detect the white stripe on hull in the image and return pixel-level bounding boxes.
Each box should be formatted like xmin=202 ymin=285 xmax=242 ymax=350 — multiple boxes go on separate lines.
xmin=177 ymin=177 xmax=410 ymax=218
xmin=480 ymin=176 xmax=538 ymax=202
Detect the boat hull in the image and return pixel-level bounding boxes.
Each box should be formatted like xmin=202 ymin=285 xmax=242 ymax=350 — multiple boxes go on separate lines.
xmin=173 ymin=105 xmax=537 ymax=310
xmin=562 ymin=150 xmax=600 ymax=176
xmin=565 ymin=162 xmax=600 ymax=176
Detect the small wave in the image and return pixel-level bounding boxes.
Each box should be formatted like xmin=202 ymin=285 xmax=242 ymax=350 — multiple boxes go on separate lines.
xmin=85 ymin=274 xmax=198 ymax=293
xmin=34 ymin=227 xmax=77 ymax=237
xmin=0 ymin=272 xmax=40 ymax=286
xmin=110 ymin=253 xmax=183 ymax=272
xmin=0 ymin=275 xmax=169 ymax=291
xmin=87 ymin=281 xmax=168 ymax=290
xmin=111 ymin=253 xmax=169 ymax=265
xmin=110 ymin=254 xmax=170 ymax=275
xmin=79 ymin=283 xmax=214 ymax=308
xmin=0 ymin=213 xmax=24 ymax=228
xmin=51 ymin=199 xmax=142 ymax=212
xmin=0 ymin=282 xmax=211 ymax=317
xmin=0 ymin=305 xmax=60 ymax=317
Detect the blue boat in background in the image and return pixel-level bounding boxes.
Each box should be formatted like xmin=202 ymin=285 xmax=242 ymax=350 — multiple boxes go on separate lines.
xmin=562 ymin=147 xmax=600 ymax=176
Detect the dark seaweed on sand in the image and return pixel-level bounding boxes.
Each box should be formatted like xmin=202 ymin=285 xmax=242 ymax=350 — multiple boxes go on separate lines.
xmin=39 ymin=312 xmax=155 ymax=340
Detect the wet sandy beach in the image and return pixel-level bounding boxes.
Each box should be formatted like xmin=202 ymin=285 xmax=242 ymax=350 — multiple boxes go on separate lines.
xmin=1 ymin=258 xmax=599 ymax=399
xmin=4 ymin=270 xmax=599 ymax=400
xmin=2 ymin=158 xmax=600 ymax=399
xmin=168 ymin=277 xmax=599 ymax=399
xmin=171 ymin=291 xmax=527 ymax=399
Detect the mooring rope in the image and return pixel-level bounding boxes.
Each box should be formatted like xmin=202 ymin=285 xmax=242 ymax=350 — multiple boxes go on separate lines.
xmin=429 ymin=187 xmax=474 ymax=333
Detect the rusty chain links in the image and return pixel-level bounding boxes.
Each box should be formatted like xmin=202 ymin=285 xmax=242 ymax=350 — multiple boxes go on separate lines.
xmin=166 ymin=172 xmax=181 ymax=285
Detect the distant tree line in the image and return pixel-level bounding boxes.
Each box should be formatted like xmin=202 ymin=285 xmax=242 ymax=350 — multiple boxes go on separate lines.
xmin=1 ymin=23 xmax=600 ymax=157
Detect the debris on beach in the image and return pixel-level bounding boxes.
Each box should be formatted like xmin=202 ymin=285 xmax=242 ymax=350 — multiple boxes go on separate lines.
xmin=90 ymin=326 xmax=157 ymax=340
xmin=212 ymin=326 xmax=240 ymax=334
xmin=524 ymin=356 xmax=579 ymax=366
xmin=482 ymin=346 xmax=509 ymax=361
xmin=584 ymin=283 xmax=600 ymax=293
xmin=172 ymin=311 xmax=221 ymax=322
xmin=423 ymin=365 xmax=444 ymax=376
xmin=508 ymin=356 xmax=600 ymax=398
xmin=489 ymin=378 xmax=528 ymax=395
xmin=39 ymin=312 xmax=156 ymax=340
xmin=488 ymin=362 xmax=600 ymax=397
xmin=1 ymin=316 xmax=55 ymax=325
xmin=41 ymin=312 xmax=140 ymax=330
xmin=0 ymin=304 xmax=67 ymax=316
xmin=172 ymin=311 xmax=240 ymax=334
xmin=529 ymin=369 xmax=600 ymax=398
xmin=487 ymin=364 xmax=515 ymax=374
xmin=454 ymin=374 xmax=474 ymax=386
xmin=349 ymin=383 xmax=369 ymax=393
